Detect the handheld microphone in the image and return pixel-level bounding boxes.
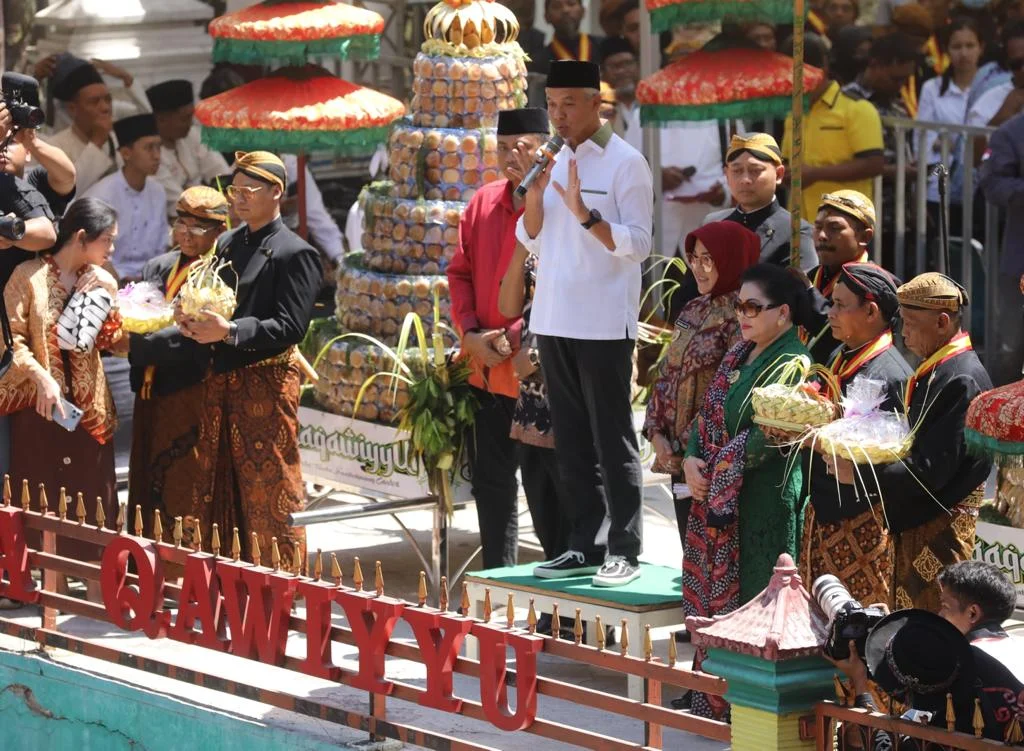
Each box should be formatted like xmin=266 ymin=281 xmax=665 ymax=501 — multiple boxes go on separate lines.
xmin=514 ymin=134 xmax=565 ymax=198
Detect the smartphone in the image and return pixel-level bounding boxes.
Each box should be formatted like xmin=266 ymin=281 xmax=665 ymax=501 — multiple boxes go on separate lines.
xmin=52 ymin=397 xmax=84 ymax=433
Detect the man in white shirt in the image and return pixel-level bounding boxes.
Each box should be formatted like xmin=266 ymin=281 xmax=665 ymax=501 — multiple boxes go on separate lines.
xmin=281 ymin=153 xmax=345 ymax=263
xmin=85 ymin=114 xmax=169 ymax=282
xmin=514 ymin=60 xmax=653 ymax=587
xmin=146 ymin=79 xmax=229 ymax=219
xmin=45 ymin=56 xmax=148 ymax=194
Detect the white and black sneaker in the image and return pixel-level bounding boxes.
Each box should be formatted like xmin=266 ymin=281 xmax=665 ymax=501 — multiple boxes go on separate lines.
xmin=592 ymin=556 xmax=641 ymax=587
xmin=533 ymin=550 xmax=602 ymax=579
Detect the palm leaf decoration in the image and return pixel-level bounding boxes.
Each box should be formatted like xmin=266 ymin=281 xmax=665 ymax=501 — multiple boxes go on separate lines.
xmin=315 ymin=285 xmax=476 ymax=517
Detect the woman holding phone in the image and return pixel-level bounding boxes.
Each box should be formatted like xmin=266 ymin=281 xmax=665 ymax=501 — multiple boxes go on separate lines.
xmin=0 ymin=197 xmax=122 ymax=594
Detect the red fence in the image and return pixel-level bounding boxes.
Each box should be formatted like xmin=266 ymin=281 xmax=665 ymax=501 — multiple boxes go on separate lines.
xmin=0 ymin=483 xmax=730 ymax=750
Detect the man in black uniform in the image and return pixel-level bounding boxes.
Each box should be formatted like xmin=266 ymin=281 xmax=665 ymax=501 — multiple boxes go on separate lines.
xmin=177 ymin=150 xmax=322 ymax=569
xmin=799 ymin=262 xmax=912 ymax=609
xmin=669 ymin=134 xmax=817 ymax=320
xmin=826 ymin=272 xmax=993 ymax=612
xmin=803 ymin=189 xmax=875 ymax=364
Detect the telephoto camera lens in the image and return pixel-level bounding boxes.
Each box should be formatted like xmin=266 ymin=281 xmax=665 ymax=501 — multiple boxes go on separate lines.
xmin=0 ymin=215 xmax=27 ymax=242
xmin=813 ymin=574 xmax=859 ymax=622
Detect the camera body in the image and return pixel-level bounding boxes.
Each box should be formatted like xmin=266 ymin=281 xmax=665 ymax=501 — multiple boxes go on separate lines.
xmin=813 ymin=575 xmax=887 ymax=661
xmin=1 ymin=72 xmax=44 ymax=131
xmin=0 ymin=215 xmax=27 ymax=242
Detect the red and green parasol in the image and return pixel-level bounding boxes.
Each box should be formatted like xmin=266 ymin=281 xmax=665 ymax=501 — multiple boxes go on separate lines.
xmin=966 ymin=379 xmax=1024 ymax=465
xmin=636 ymin=47 xmax=823 ymax=124
xmin=209 ymin=0 xmax=385 ymax=65
xmin=646 ymin=0 xmax=796 ymax=35
xmin=195 ymin=65 xmax=405 ymax=155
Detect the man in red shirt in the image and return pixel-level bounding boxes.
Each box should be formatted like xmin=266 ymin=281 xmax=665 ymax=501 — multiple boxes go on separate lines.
xmin=447 ymin=108 xmax=551 ymax=568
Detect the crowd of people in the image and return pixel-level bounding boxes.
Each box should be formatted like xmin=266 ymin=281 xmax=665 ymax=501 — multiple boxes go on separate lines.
xmin=0 ymin=2 xmax=1022 ymax=742
xmin=0 ymin=54 xmax=327 ymax=597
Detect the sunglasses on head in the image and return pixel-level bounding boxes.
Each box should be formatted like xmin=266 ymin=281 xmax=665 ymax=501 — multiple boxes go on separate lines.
xmin=733 ymin=299 xmax=782 ymax=318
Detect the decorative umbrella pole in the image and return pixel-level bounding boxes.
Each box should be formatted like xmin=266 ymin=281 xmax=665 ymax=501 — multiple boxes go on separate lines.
xmin=790 ymin=0 xmax=806 ymax=266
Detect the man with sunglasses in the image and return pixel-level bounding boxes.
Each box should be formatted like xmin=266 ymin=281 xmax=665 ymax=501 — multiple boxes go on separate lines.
xmin=803 ymin=189 xmax=876 ymax=364
xmin=825 ymin=272 xmax=993 ymax=612
xmin=127 ymin=186 xmax=227 ymax=523
xmin=175 ymin=150 xmax=322 ymax=568
xmin=798 ymin=262 xmax=912 ymax=609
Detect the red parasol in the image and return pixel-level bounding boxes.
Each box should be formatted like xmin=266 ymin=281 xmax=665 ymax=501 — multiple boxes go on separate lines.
xmin=636 ymin=47 xmax=824 ymax=124
xmin=209 ymin=0 xmax=385 ymax=64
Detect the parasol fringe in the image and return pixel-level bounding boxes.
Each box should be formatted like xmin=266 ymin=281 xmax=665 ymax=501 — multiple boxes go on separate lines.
xmin=648 ymin=1 xmax=795 ymax=34
xmin=640 ymin=96 xmax=810 ymax=125
xmin=200 ymin=125 xmax=392 ymax=157
xmin=212 ymin=34 xmax=381 ymax=66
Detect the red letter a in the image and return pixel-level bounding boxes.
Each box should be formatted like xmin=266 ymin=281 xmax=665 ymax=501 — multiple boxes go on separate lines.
xmin=472 ymin=623 xmax=543 ymax=731
xmin=0 ymin=508 xmax=37 ymax=604
xmin=169 ymin=553 xmax=226 ymax=651
xmin=403 ymin=608 xmax=473 ymax=712
xmin=334 ymin=590 xmax=405 ymax=695
xmin=217 ymin=561 xmax=295 ymax=665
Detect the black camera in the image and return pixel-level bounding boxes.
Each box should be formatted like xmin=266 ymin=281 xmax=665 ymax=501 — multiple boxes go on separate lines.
xmin=813 ymin=575 xmax=887 ymax=661
xmin=0 ymin=215 xmax=27 ymax=242
xmin=1 ymin=72 xmax=44 ymax=130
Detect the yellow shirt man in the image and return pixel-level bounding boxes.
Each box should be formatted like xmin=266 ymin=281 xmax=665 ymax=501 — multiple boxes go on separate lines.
xmin=782 ymin=81 xmax=885 ymax=224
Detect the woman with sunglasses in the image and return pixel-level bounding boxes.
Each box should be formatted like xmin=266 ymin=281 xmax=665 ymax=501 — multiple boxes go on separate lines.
xmin=679 ymin=262 xmax=813 ymax=721
xmin=127 ymin=186 xmax=228 ymax=542
xmin=643 ymin=221 xmax=760 ymax=556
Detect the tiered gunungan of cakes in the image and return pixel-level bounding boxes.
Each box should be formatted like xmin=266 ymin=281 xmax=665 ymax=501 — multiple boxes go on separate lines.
xmin=314 ymin=0 xmax=527 ymax=422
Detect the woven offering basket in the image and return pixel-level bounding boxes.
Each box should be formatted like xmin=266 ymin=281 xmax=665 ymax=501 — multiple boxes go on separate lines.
xmin=814 ymin=422 xmax=913 ymax=465
xmin=751 ymin=359 xmax=840 ymax=433
xmin=121 ymin=311 xmax=175 ymax=335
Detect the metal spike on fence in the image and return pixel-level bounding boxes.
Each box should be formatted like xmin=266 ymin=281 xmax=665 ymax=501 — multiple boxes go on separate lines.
xmin=272 ymin=538 xmax=282 ymax=571
xmin=173 ymin=517 xmax=184 ymax=548
xmin=20 ymin=480 xmax=29 ymax=512
xmin=300 ymin=547 xmax=309 ymax=578
xmin=211 ymin=524 xmax=221 ymax=556
xmin=668 ymin=631 xmax=677 ymax=667
xmin=550 ymin=603 xmax=560 ymax=640
xmin=973 ymin=698 xmax=985 ymax=737
xmin=39 ymin=484 xmax=48 ymax=516
xmin=620 ymin=620 xmax=629 ymax=657
xmin=506 ymin=593 xmax=515 ymax=630
xmin=644 ymin=625 xmax=653 ymax=662
xmin=57 ymin=487 xmax=66 ymax=520
xmin=439 ymin=576 xmax=449 ymax=611
xmin=574 ymin=609 xmax=583 ymax=646
xmin=134 ymin=504 xmax=143 ymax=537
xmin=2 ymin=474 xmax=10 ymax=506
xmin=291 ymin=543 xmax=302 ymax=576
xmin=483 ymin=589 xmax=492 ymax=622
xmin=152 ymin=510 xmax=164 ymax=542
xmin=460 ymin=582 xmax=470 ymax=616
xmin=527 ymin=598 xmax=537 ymax=634
xmin=193 ymin=519 xmax=202 ymax=552
xmin=231 ymin=527 xmax=241 ymax=562
xmin=95 ymin=497 xmax=106 ymax=529
xmin=313 ymin=549 xmax=323 ymax=581
xmin=834 ymin=676 xmax=847 ymax=705
xmin=374 ymin=561 xmax=384 ymax=596
xmin=330 ymin=553 xmax=342 ymax=585
xmin=115 ymin=502 xmax=125 ymax=533
xmin=353 ymin=557 xmax=364 ymax=590
xmin=251 ymin=533 xmax=261 ymax=566
xmin=595 ymin=615 xmax=606 ymax=650
xmin=946 ymin=693 xmax=955 ymax=732
xmin=75 ymin=492 xmax=86 ymax=525
xmin=418 ymin=572 xmax=427 ymax=606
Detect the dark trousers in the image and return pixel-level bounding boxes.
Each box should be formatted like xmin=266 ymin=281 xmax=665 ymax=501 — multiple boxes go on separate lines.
xmin=466 ymin=387 xmax=520 ymax=569
xmin=518 ymin=442 xmax=571 ymax=560
xmin=537 ymin=335 xmax=643 ymax=560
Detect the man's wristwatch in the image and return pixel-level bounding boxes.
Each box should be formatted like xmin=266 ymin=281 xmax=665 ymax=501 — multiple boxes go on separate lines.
xmin=527 ymin=348 xmax=540 ymax=368
xmin=224 ymin=322 xmax=239 ymax=345
xmin=581 ymin=208 xmax=602 ymax=229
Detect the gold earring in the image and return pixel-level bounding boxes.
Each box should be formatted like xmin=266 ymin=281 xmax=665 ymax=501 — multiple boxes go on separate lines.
xmin=777 ymin=318 xmax=784 ymax=327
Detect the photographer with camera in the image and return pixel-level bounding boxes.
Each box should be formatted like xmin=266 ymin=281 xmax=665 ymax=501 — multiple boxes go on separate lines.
xmin=1 ymin=127 xmax=77 ymax=218
xmin=821 ymin=562 xmax=1023 ymax=745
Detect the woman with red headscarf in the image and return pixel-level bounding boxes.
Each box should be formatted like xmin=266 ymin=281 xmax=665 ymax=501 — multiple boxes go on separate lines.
xmin=644 ymin=220 xmax=761 ymax=551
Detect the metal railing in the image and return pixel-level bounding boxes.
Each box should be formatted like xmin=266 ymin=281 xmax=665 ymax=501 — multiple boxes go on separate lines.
xmin=875 ymin=116 xmax=1001 ymax=360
